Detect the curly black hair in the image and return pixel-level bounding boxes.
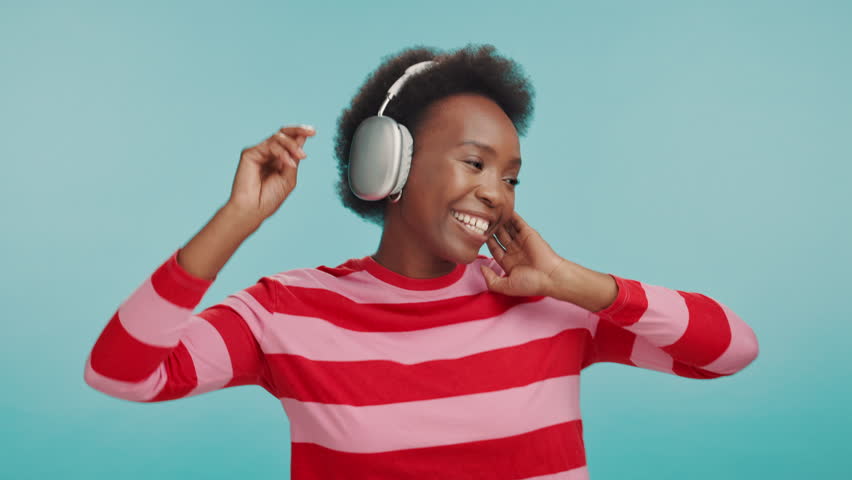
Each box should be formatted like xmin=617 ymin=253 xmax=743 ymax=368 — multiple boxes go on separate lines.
xmin=333 ymin=44 xmax=535 ymax=226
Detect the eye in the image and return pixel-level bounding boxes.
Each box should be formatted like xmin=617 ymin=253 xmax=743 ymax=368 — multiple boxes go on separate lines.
xmin=464 ymin=159 xmax=484 ymax=170
xmin=504 ymin=178 xmax=520 ymax=187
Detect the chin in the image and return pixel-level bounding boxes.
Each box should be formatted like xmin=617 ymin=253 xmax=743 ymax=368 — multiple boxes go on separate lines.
xmin=429 ymin=223 xmax=485 ymax=266
xmin=440 ymin=242 xmax=482 ymax=265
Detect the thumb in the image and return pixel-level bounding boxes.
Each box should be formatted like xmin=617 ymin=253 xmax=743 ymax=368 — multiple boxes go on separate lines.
xmin=480 ymin=265 xmax=509 ymax=295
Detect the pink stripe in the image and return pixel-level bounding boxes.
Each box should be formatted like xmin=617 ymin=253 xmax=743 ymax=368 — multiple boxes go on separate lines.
xmin=702 ymin=302 xmax=759 ymax=374
xmin=282 ymin=375 xmax=580 ymax=453
xmin=522 ymin=467 xmax=589 ymax=480
xmin=629 ymin=336 xmax=674 ymax=375
xmin=235 ymin=293 xmax=594 ymax=362
xmin=624 ymin=282 xmax=689 ymax=346
xmin=83 ymin=355 xmax=166 ymax=401
xmin=119 ymin=276 xmax=193 ymax=347
xmin=588 ymin=316 xmax=601 ymax=337
xmin=217 ymin=292 xmax=271 ymax=341
xmin=271 ymin=257 xmax=498 ymax=305
xmin=181 ymin=316 xmax=234 ymax=396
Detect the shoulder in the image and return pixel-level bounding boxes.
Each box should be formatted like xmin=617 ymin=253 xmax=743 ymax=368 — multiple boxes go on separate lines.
xmin=264 ymin=257 xmax=370 ymax=291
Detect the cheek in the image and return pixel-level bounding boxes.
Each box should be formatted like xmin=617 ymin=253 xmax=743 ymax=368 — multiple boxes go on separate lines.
xmin=498 ymin=192 xmax=517 ymax=220
xmin=406 ymin=154 xmax=444 ymax=191
xmin=405 ymin=159 xmax=458 ymax=202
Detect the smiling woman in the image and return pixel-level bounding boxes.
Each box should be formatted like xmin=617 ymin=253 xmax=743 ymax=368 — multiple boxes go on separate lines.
xmin=335 ymin=45 xmax=533 ymax=227
xmin=375 ymin=93 xmax=523 ymax=276
xmin=83 ymin=44 xmax=759 ymax=480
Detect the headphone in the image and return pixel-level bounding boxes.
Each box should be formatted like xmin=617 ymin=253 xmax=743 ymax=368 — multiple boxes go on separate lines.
xmin=348 ymin=60 xmax=436 ymax=202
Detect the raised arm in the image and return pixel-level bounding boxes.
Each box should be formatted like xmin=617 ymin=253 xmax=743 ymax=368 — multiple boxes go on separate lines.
xmin=84 ymin=125 xmax=315 ymax=401
xmin=83 ymin=248 xmax=279 ymax=401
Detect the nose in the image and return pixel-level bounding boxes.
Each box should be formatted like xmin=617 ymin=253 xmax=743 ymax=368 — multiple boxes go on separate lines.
xmin=475 ymin=172 xmax=504 ymax=209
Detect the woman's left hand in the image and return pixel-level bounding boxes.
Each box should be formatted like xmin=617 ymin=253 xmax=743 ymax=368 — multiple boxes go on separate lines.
xmin=480 ymin=211 xmax=567 ymax=298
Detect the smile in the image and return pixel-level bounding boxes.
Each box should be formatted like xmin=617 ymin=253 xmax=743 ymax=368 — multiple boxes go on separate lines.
xmin=451 ymin=210 xmax=490 ymax=236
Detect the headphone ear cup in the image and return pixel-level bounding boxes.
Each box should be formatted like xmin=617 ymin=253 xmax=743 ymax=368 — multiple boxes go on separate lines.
xmin=348 ymin=116 xmax=404 ymax=201
xmin=389 ymin=123 xmax=414 ymax=199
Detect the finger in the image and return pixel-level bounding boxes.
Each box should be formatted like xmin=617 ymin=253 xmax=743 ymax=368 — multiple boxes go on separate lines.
xmin=267 ymin=140 xmax=296 ymax=171
xmin=280 ymin=125 xmax=316 ymax=148
xmin=495 ymin=223 xmax=513 ymax=248
xmin=279 ymin=125 xmax=316 ymax=138
xmin=512 ymin=211 xmax=530 ymax=234
xmin=240 ymin=142 xmax=276 ymax=174
xmin=283 ymin=133 xmax=308 ymax=150
xmin=479 ymin=265 xmax=508 ymax=294
xmin=486 ymin=236 xmax=506 ymax=262
xmin=505 ymin=217 xmax=522 ymax=239
xmin=509 ymin=211 xmax=536 ymax=241
xmin=271 ymin=132 xmax=306 ymax=163
xmin=273 ymin=131 xmax=305 ymax=159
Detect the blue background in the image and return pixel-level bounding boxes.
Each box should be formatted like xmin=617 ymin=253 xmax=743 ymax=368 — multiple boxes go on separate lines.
xmin=2 ymin=1 xmax=849 ymax=478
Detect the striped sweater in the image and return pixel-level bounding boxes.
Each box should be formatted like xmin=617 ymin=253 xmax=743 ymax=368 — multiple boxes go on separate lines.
xmin=84 ymin=249 xmax=759 ymax=479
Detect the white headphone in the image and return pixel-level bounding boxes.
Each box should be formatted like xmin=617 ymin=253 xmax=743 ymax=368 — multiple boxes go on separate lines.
xmin=347 ymin=60 xmax=436 ymax=202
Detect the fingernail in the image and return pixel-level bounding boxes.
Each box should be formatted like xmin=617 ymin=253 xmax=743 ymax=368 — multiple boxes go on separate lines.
xmin=299 ymin=124 xmax=316 ymax=132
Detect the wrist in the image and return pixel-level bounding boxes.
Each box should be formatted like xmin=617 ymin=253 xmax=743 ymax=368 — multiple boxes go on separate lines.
xmin=546 ymin=259 xmax=579 ymax=301
xmin=548 ymin=259 xmax=618 ymax=312
xmin=220 ymin=202 xmax=264 ymax=234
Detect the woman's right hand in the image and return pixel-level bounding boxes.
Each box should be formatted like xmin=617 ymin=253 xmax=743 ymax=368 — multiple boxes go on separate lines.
xmin=226 ymin=125 xmax=317 ymax=226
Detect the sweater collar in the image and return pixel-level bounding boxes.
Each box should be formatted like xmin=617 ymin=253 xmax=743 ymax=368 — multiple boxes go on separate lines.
xmin=356 ymin=255 xmax=466 ymax=291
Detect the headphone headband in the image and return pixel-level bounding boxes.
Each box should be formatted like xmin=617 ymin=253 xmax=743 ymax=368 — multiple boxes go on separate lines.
xmin=377 ymin=60 xmax=436 ymax=116
xmin=348 ymin=60 xmax=436 ymax=203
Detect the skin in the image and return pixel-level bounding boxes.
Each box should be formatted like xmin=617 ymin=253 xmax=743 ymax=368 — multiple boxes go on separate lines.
xmin=371 ymin=93 xmax=620 ymax=312
xmin=185 ymin=95 xmax=618 ymax=313
xmin=374 ymin=93 xmax=520 ymax=277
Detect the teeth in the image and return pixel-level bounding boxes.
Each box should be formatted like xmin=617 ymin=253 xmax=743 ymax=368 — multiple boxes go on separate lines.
xmin=451 ymin=210 xmax=489 ymax=235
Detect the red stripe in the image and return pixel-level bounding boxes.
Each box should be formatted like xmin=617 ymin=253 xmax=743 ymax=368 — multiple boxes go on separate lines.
xmin=148 ymin=341 xmax=198 ymax=401
xmin=671 ymin=362 xmax=726 ymax=379
xmin=239 ymin=277 xmax=279 ymax=312
xmin=151 ymin=250 xmax=214 ymax=309
xmin=89 ymin=313 xmax=171 ymax=382
xmin=580 ymin=328 xmax=597 ymax=369
xmin=199 ymin=304 xmax=279 ymax=396
xmin=662 ymin=292 xmax=731 ymax=366
xmin=290 ymin=420 xmax=587 ymax=480
xmin=587 ymin=319 xmax=637 ymax=367
xmin=268 ymin=329 xmax=588 ymax=405
xmin=275 ymin=286 xmax=542 ymax=332
xmin=315 ymin=259 xmax=365 ymax=278
xmin=595 ymin=276 xmax=647 ymax=327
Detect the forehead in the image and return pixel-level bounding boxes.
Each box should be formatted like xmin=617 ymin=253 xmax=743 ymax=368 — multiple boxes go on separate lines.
xmin=415 ymin=94 xmax=520 ymax=155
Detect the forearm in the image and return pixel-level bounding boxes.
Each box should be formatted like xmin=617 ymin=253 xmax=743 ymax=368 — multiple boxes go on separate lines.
xmin=86 ymin=249 xmax=215 ymax=401
xmin=583 ymin=272 xmax=759 ymax=377
xmin=177 ymin=203 xmax=262 ymax=281
xmin=547 ymin=259 xmax=619 ymax=313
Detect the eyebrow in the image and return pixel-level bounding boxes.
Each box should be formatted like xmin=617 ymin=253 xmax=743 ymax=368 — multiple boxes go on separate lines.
xmin=458 ymin=140 xmax=522 ymax=166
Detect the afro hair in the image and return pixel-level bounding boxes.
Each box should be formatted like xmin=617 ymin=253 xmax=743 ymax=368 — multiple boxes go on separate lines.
xmin=333 ymin=44 xmax=535 ymax=225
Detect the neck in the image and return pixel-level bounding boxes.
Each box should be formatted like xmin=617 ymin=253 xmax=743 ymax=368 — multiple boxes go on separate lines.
xmin=373 ymin=215 xmax=456 ymax=279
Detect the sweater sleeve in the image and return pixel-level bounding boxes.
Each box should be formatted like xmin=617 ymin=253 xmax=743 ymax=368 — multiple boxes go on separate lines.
xmin=582 ymin=274 xmax=759 ymax=379
xmin=83 ymin=249 xmax=279 ymax=402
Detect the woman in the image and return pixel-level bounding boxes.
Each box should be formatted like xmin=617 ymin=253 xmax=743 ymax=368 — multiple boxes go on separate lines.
xmin=84 ymin=45 xmax=759 ymax=479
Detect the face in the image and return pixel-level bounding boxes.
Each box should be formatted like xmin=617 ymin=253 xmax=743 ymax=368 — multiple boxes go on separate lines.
xmin=385 ymin=93 xmax=522 ymax=265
